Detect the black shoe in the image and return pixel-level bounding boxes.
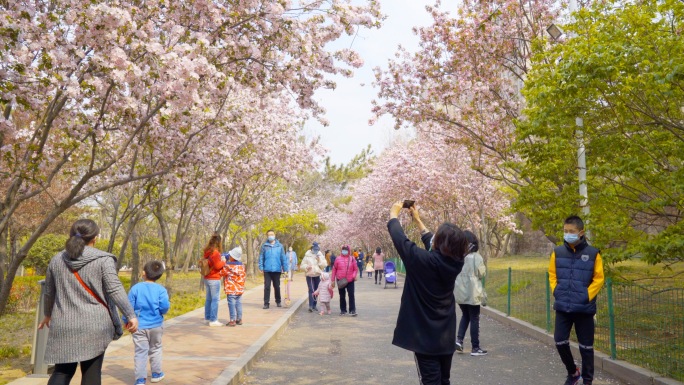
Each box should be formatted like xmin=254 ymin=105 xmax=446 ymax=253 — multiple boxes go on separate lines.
xmin=470 ymin=347 xmax=487 ymax=356
xmin=340 ymin=312 xmax=347 ymax=316
xmin=263 ymin=304 xmax=269 ymax=309
xmin=308 ymin=308 xmax=313 ymax=313
xmin=276 ymin=303 xmax=282 ymax=308
xmin=350 ymin=311 xmax=358 ymax=317
xmin=455 ymin=340 xmax=464 ymax=352
xmin=563 ymin=368 xmax=581 ymax=385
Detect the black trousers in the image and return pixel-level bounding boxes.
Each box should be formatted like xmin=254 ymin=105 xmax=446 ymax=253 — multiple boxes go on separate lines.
xmin=357 ymin=263 xmax=364 ymax=278
xmin=263 ymin=272 xmax=282 ymax=305
xmin=48 ymin=353 xmax=105 ymax=385
xmin=457 ymin=304 xmax=481 ymax=348
xmin=554 ymin=311 xmax=595 ymax=383
xmin=338 ymin=280 xmax=356 ymax=313
xmin=414 ymin=352 xmax=454 ymax=385
xmin=375 ymin=269 xmax=383 ymax=283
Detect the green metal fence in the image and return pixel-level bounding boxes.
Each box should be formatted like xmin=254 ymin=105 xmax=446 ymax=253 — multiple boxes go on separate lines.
xmin=486 ymin=266 xmax=684 ymax=381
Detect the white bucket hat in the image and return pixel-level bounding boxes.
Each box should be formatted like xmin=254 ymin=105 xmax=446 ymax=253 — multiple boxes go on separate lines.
xmin=229 ymin=246 xmax=243 ymax=262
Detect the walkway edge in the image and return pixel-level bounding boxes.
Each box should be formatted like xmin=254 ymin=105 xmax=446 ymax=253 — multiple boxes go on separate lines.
xmin=211 ymin=294 xmax=308 ymax=385
xmin=480 ymin=306 xmax=683 ymax=385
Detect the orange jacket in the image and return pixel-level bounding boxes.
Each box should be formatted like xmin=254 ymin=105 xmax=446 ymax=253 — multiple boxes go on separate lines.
xmin=203 ymin=249 xmax=225 ymax=280
xmin=219 ymin=261 xmax=246 ymax=295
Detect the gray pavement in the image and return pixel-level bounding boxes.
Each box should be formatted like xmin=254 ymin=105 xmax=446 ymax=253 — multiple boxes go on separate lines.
xmin=240 ymin=274 xmax=627 ymax=385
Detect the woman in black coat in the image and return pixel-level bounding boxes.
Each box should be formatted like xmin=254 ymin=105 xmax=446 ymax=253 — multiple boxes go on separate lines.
xmin=387 ymin=201 xmax=467 ymax=385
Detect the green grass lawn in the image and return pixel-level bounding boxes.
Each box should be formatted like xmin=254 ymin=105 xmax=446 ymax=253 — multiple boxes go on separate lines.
xmin=0 ymin=271 xmax=263 ymax=385
xmin=486 ymin=254 xmax=684 ymax=381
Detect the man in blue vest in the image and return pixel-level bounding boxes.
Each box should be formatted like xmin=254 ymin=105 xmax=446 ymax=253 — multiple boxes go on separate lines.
xmin=549 ymin=216 xmax=605 ymax=385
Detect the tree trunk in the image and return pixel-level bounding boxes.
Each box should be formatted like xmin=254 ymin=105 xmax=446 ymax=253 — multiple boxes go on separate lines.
xmin=130 ymin=229 xmax=141 ymax=286
xmin=181 ymin=232 xmax=197 ymax=273
xmin=154 ymin=205 xmax=173 ymax=298
xmin=246 ymin=231 xmax=256 ymax=278
xmin=0 ymin=225 xmax=8 ymax=299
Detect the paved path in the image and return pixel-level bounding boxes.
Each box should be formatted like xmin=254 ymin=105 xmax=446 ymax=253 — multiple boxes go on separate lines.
xmin=10 ymin=275 xmax=308 ymax=385
xmin=240 ymin=275 xmax=627 ymax=385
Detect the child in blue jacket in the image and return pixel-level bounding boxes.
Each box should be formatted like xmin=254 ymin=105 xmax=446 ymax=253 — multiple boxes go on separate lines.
xmin=126 ymin=261 xmax=170 ymax=384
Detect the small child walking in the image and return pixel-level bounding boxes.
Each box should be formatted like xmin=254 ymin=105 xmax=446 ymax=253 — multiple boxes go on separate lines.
xmin=219 ymin=246 xmax=246 ymax=326
xmin=365 ymin=261 xmax=374 ymax=278
xmin=313 ymin=272 xmax=333 ymax=315
xmin=126 ymin=260 xmax=170 ymax=384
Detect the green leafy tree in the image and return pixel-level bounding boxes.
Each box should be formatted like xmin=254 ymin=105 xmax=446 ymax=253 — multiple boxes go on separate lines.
xmin=517 ymin=0 xmax=684 ymax=265
xmin=23 ymin=234 xmax=68 ymax=275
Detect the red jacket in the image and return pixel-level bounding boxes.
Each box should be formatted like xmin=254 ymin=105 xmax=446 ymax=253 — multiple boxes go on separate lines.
xmin=203 ymin=249 xmax=225 ymax=280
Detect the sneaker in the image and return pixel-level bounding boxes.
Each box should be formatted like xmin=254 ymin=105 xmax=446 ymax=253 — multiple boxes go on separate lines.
xmin=135 ymin=379 xmax=146 ymax=385
xmin=208 ymin=321 xmax=223 ymax=327
xmin=470 ymin=347 xmax=488 ymax=356
xmin=327 ymin=310 xmax=332 ymax=315
xmin=340 ymin=312 xmax=347 ymax=316
xmin=151 ymin=372 xmax=165 ymax=383
xmin=350 ymin=311 xmax=358 ymax=317
xmin=308 ymin=308 xmax=313 ymax=313
xmin=564 ymin=368 xmax=582 ymax=385
xmin=236 ymin=319 xmax=242 ymax=325
xmin=276 ymin=302 xmax=282 ymax=307
xmin=319 ymin=311 xmax=325 ymax=315
xmin=226 ymin=320 xmax=236 ymax=327
xmin=263 ymin=304 xmax=269 ymax=309
xmin=455 ymin=340 xmax=464 ymax=352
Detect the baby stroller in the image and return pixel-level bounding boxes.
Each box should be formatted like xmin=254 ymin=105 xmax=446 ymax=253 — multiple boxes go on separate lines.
xmin=384 ymin=261 xmax=398 ymax=289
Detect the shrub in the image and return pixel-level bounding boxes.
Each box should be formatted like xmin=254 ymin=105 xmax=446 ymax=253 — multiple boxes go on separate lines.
xmin=7 ymin=276 xmax=43 ymax=313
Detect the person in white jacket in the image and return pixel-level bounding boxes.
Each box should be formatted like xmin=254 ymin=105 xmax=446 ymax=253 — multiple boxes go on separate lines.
xmin=300 ymin=242 xmax=327 ymax=312
xmin=454 ymin=230 xmax=488 ymax=356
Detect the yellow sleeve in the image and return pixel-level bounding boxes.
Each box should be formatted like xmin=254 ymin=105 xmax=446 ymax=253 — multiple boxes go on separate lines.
xmin=548 ymin=251 xmax=557 ymax=293
xmin=588 ymin=253 xmax=605 ymax=301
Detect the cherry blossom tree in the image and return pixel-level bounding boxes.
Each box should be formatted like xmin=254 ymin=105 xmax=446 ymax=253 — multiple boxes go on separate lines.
xmin=0 ymin=0 xmax=381 ymax=313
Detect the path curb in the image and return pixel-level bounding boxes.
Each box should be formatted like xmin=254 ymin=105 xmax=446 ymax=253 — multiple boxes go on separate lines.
xmin=480 ymin=306 xmax=683 ymax=385
xmin=211 ymin=294 xmax=308 ymax=385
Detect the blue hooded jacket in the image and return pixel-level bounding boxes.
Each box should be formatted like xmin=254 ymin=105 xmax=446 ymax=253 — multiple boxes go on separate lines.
xmin=259 ymin=239 xmax=288 ymax=273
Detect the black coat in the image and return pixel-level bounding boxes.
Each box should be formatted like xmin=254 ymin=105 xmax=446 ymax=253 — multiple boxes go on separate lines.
xmin=388 ymin=218 xmax=463 ymax=355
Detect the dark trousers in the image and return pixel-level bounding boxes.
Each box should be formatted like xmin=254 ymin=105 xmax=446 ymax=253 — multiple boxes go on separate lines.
xmin=554 ymin=311 xmax=595 ymax=383
xmin=48 ymin=353 xmax=105 ymax=385
xmin=338 ymin=280 xmax=356 ymax=313
xmin=414 ymin=352 xmax=453 ymax=385
xmin=263 ymin=272 xmax=282 ymax=305
xmin=306 ymin=276 xmax=321 ymax=310
xmin=358 ymin=263 xmax=363 ymax=278
xmin=457 ymin=304 xmax=481 ymax=348
xmin=375 ymin=269 xmax=383 ymax=283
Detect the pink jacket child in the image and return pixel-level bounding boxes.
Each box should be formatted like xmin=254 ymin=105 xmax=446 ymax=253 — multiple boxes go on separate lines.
xmin=313 ymin=272 xmax=334 ymax=315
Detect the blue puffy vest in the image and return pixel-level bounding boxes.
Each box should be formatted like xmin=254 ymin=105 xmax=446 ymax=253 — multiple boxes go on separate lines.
xmin=553 ymin=239 xmax=599 ymax=315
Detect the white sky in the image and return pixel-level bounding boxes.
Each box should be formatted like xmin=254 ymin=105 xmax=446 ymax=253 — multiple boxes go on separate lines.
xmin=304 ymin=0 xmax=441 ymax=166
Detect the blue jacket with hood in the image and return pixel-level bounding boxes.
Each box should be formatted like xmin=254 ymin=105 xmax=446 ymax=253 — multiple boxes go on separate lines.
xmin=259 ymin=239 xmax=288 ymax=273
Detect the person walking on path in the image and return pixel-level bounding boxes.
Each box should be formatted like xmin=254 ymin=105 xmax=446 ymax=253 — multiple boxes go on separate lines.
xmin=219 ymin=247 xmax=246 ymax=327
xmin=286 ymin=246 xmax=298 ymax=281
xmin=387 ymin=202 xmax=466 ymax=385
xmin=324 ymin=250 xmax=332 ymax=272
xmin=549 ymin=216 xmax=605 ymax=385
xmin=300 ymin=242 xmax=327 ymax=312
xmin=356 ymin=249 xmax=365 ymax=279
xmin=38 ymin=219 xmax=138 ymax=385
xmin=125 ymin=260 xmax=170 ymax=384
xmin=373 ymin=247 xmax=386 ymax=285
xmin=454 ymin=231 xmax=487 ymax=357
xmin=258 ymin=229 xmax=288 ymax=309
xmin=331 ymin=245 xmax=359 ymax=316
xmin=203 ymin=233 xmax=225 ymax=326
xmin=329 ymin=251 xmax=337 ymax=273
xmin=313 ymin=272 xmax=334 ymax=315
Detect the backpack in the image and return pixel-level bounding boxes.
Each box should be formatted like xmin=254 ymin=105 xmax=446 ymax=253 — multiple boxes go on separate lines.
xmin=199 ymin=257 xmax=212 ymax=276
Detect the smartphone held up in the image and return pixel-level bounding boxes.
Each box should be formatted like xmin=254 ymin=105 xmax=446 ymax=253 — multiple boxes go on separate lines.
xmin=402 ymin=200 xmax=415 ymax=209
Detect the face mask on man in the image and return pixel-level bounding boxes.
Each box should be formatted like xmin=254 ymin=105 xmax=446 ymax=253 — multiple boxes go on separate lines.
xmin=268 ymin=235 xmax=275 ymax=242
xmin=341 ymin=250 xmax=349 ymax=256
xmin=563 ymin=233 xmax=580 ymax=244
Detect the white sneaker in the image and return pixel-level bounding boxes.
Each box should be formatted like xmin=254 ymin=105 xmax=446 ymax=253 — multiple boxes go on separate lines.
xmin=208 ymin=321 xmax=223 ymax=327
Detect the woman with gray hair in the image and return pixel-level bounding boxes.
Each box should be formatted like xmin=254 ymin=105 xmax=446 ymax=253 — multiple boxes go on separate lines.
xmin=39 ymin=219 xmax=138 ymax=385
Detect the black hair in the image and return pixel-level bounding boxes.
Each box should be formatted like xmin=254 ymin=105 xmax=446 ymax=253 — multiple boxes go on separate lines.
xmin=564 ymin=215 xmax=584 ymax=231
xmin=463 ymin=230 xmax=479 ymax=252
xmin=432 ymin=222 xmax=468 ymax=261
xmin=376 ymin=247 xmax=382 ymax=254
xmin=267 ymin=229 xmax=276 ymax=234
xmin=144 ymin=260 xmax=165 ymax=281
xmin=65 ymin=219 xmax=100 ymax=260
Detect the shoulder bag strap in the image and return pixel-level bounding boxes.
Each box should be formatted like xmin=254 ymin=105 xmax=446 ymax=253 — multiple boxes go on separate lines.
xmin=73 ymin=270 xmax=112 ymax=318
